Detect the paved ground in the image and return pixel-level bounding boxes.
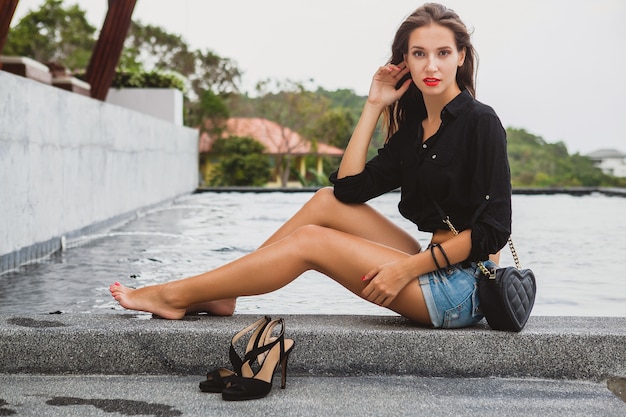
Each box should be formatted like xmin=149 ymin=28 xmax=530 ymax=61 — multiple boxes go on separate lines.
xmin=1 ymin=314 xmax=625 ymax=416
xmin=1 ymin=374 xmax=625 ymax=417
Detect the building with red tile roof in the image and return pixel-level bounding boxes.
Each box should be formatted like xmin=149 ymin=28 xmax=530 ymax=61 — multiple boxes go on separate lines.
xmin=199 ymin=117 xmax=344 ymax=186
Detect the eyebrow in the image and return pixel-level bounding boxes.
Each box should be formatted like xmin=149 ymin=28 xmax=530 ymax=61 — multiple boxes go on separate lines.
xmin=409 ymin=45 xmax=454 ymax=51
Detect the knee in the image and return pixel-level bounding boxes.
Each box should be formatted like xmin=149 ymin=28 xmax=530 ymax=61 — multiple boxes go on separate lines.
xmin=289 ymin=224 xmax=331 ymax=251
xmin=308 ymin=187 xmax=339 ymax=210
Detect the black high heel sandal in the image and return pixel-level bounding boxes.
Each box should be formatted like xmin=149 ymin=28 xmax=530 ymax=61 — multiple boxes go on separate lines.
xmin=221 ymin=318 xmax=295 ymax=401
xmin=199 ymin=316 xmax=272 ymax=393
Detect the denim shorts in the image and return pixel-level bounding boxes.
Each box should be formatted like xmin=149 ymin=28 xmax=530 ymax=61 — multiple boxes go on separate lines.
xmin=419 ymin=260 xmax=495 ymax=328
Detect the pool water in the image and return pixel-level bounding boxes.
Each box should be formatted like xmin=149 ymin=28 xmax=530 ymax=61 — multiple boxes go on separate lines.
xmin=0 ymin=191 xmax=624 ymax=318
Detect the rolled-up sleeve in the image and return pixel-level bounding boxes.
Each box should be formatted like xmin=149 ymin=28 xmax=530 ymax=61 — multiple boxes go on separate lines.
xmin=467 ymin=113 xmax=512 ymax=260
xmin=330 ymin=132 xmax=405 ymax=203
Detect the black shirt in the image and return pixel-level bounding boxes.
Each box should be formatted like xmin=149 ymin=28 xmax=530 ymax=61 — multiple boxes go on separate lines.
xmin=329 ymin=90 xmax=512 ymax=261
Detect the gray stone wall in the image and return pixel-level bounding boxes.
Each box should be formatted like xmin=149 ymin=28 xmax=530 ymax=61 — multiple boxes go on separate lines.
xmin=0 ymin=71 xmax=198 ymax=273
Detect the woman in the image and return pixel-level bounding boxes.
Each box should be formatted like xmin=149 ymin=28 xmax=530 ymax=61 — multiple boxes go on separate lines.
xmin=110 ymin=3 xmax=511 ymax=329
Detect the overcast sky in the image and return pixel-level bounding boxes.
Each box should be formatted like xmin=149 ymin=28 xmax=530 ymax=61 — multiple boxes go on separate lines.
xmin=12 ymin=0 xmax=626 ymax=155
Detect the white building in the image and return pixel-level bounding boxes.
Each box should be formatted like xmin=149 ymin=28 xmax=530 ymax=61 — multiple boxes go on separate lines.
xmin=586 ymin=149 xmax=626 ymax=178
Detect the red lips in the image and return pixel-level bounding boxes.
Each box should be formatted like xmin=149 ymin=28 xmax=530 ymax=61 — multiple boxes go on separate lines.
xmin=423 ymin=78 xmax=441 ymax=87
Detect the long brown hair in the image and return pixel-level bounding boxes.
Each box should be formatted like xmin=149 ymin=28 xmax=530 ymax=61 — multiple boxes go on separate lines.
xmin=384 ymin=3 xmax=477 ymax=141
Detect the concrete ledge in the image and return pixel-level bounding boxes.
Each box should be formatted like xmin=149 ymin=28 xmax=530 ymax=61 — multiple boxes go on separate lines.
xmin=195 ymin=186 xmax=626 ymax=197
xmin=0 ymin=314 xmax=623 ymax=380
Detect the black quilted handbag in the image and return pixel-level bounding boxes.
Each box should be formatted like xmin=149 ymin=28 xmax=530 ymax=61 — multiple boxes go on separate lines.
xmin=475 ymin=238 xmax=536 ymax=332
xmin=440 ymin=215 xmax=537 ymax=332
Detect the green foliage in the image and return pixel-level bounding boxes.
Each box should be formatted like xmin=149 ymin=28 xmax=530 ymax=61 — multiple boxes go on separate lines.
xmin=110 ymin=69 xmax=186 ymax=90
xmin=315 ymin=88 xmax=366 ymax=124
xmin=123 ymin=21 xmax=241 ymax=99
xmin=121 ymin=21 xmax=195 ymax=75
xmin=295 ymin=167 xmax=329 ymax=187
xmin=314 ymin=88 xmax=385 ymax=150
xmin=228 ymin=79 xmax=333 ymax=186
xmin=121 ymin=20 xmax=241 ymax=126
xmin=307 ymin=108 xmax=354 ymax=149
xmin=6 ymin=0 xmax=241 ymax=128
xmin=207 ymin=136 xmax=271 ymax=186
xmin=189 ymin=90 xmax=230 ymax=132
xmin=5 ymin=0 xmax=96 ymax=69
xmin=506 ymin=128 xmax=620 ymax=187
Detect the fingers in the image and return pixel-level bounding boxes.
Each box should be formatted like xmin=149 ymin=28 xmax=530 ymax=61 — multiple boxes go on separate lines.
xmin=369 ymin=63 xmax=412 ymax=106
xmin=361 ymin=273 xmax=395 ymax=307
xmin=376 ymin=63 xmax=409 ymax=80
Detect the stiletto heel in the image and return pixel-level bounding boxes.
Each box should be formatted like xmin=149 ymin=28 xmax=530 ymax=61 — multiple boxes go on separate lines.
xmin=221 ymin=318 xmax=295 ymax=401
xmin=280 ymin=352 xmax=288 ymax=389
xmin=199 ymin=316 xmax=272 ymax=393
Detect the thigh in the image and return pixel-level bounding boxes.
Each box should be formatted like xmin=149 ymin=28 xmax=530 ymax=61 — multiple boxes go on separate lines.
xmin=299 ymin=225 xmax=430 ymax=325
xmin=264 ymin=188 xmax=421 ymax=255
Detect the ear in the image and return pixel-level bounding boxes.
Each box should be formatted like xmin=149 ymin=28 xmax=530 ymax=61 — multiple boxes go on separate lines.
xmin=458 ymin=47 xmax=466 ymax=67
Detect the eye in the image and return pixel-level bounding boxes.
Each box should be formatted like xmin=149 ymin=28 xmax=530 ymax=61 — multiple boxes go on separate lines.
xmin=412 ymin=50 xmax=425 ymax=57
xmin=439 ymin=50 xmax=452 ymax=56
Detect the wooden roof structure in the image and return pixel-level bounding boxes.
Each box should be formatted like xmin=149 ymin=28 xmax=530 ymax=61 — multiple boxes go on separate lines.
xmin=0 ymin=0 xmax=137 ymax=100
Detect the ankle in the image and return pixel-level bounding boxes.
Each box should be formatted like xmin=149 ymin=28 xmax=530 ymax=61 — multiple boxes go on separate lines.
xmin=160 ymin=282 xmax=191 ymax=310
xmin=213 ymin=299 xmax=236 ymax=316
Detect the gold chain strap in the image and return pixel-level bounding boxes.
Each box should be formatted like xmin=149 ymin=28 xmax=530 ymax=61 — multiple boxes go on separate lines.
xmin=441 ymin=216 xmax=521 ymax=280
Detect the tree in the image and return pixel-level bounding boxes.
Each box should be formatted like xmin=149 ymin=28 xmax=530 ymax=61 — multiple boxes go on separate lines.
xmin=189 ymin=89 xmax=230 ymax=134
xmin=229 ymin=78 xmax=332 ymax=186
xmin=121 ymin=21 xmax=194 ymax=74
xmin=4 ymin=0 xmax=96 ymax=70
xmin=121 ymin=21 xmax=241 ymax=100
xmin=190 ymin=49 xmax=241 ymax=97
xmin=307 ymin=107 xmax=354 ymax=150
xmin=207 ymin=136 xmax=271 ymax=186
xmin=121 ymin=20 xmax=241 ymax=126
xmin=506 ymin=127 xmax=619 ymax=187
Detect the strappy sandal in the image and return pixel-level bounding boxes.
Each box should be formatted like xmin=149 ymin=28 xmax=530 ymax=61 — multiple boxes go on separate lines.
xmin=199 ymin=316 xmax=272 ymax=393
xmin=221 ymin=318 xmax=295 ymax=401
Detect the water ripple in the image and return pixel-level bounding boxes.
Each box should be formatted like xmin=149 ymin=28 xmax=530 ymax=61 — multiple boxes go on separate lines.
xmin=0 ymin=192 xmax=624 ymax=317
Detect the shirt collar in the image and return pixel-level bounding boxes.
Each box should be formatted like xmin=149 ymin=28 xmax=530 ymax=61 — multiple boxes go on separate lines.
xmin=441 ymin=89 xmax=472 ymax=120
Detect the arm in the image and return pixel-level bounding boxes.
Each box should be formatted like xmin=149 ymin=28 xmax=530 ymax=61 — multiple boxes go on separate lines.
xmin=362 ymin=230 xmax=472 ymax=307
xmin=337 ymin=64 xmax=411 ymax=179
xmin=467 ymin=114 xmax=512 ymax=260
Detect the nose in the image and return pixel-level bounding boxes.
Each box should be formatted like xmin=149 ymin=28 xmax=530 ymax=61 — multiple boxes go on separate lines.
xmin=425 ymin=55 xmax=438 ymax=72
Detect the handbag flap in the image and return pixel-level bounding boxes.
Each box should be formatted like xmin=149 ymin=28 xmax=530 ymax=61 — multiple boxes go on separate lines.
xmin=499 ymin=267 xmax=537 ymax=331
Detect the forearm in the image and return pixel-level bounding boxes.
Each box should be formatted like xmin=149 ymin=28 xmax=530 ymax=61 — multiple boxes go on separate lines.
xmin=405 ymin=230 xmax=473 ymax=278
xmin=337 ymin=101 xmax=385 ymax=179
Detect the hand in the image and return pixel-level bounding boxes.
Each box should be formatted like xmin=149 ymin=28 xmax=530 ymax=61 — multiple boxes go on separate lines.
xmin=367 ymin=63 xmax=412 ymax=109
xmin=361 ymin=260 xmax=413 ymax=307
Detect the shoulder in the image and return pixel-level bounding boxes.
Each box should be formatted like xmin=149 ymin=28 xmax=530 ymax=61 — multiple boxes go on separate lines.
xmin=462 ymin=96 xmax=505 ymax=140
xmin=446 ymin=91 xmax=502 ymax=130
xmin=464 ymin=94 xmax=501 ymax=121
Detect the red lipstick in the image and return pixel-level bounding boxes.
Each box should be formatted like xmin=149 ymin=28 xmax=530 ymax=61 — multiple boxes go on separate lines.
xmin=424 ymin=78 xmax=440 ymax=87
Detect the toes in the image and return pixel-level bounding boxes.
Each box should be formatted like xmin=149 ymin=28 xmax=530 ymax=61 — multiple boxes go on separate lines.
xmin=109 ymin=282 xmax=124 ymax=295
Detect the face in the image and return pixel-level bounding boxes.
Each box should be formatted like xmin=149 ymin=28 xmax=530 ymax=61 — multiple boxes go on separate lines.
xmin=404 ymin=23 xmax=466 ymax=101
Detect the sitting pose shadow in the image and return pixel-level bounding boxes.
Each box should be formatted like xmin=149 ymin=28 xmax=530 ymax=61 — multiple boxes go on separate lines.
xmin=110 ymin=3 xmax=511 ymax=329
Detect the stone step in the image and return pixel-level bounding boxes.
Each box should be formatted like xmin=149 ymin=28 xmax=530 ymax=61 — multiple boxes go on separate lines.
xmin=1 ymin=314 xmax=624 ymax=380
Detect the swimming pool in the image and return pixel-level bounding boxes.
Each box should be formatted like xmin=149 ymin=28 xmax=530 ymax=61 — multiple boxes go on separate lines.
xmin=0 ymin=191 xmax=624 ymax=318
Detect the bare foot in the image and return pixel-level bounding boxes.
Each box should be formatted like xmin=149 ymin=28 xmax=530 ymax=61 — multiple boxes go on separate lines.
xmin=186 ymin=298 xmax=236 ymax=316
xmin=109 ymin=282 xmax=187 ymax=320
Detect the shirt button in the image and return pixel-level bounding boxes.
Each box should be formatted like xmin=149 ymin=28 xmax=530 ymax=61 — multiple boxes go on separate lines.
xmin=422 ymin=144 xmax=427 ymax=149
xmin=432 ymin=154 xmax=437 ymax=159
xmin=485 ymin=195 xmax=490 ymax=200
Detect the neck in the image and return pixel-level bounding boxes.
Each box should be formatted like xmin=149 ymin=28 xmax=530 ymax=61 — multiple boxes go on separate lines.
xmin=422 ymin=86 xmax=462 ymax=122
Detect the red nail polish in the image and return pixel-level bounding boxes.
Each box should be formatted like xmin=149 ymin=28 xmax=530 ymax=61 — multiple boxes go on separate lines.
xmin=361 ymin=275 xmax=367 ymax=281
xmin=114 ymin=282 xmax=121 ymax=286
